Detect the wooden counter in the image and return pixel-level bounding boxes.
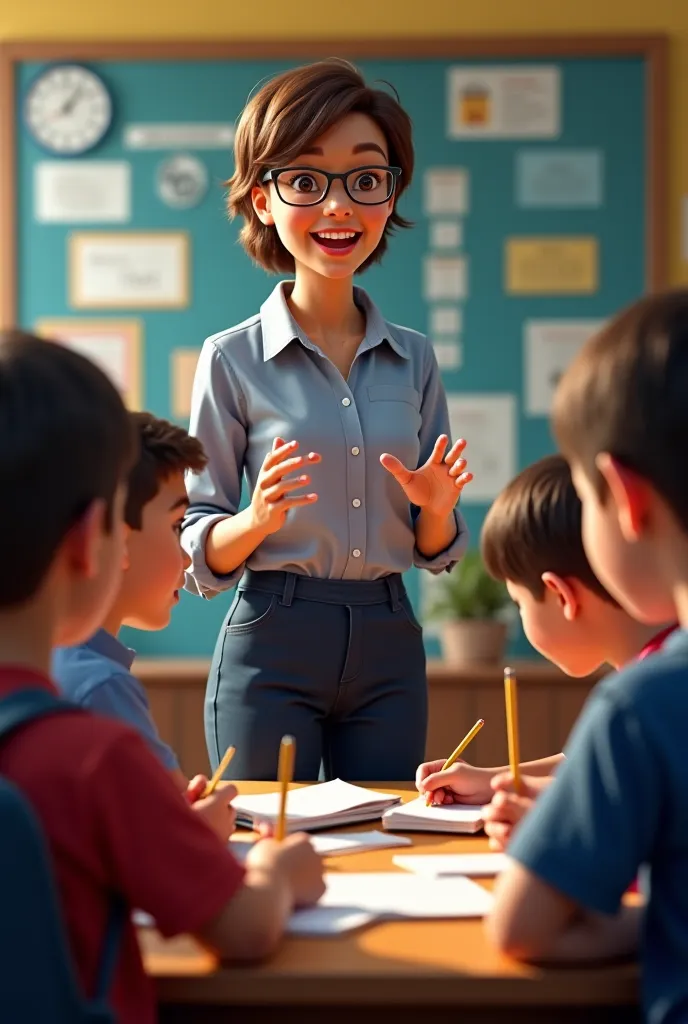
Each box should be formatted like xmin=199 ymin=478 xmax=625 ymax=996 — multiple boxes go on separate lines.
xmin=143 ymin=782 xmax=639 ymax=1024
xmin=134 ymin=657 xmax=604 ymax=778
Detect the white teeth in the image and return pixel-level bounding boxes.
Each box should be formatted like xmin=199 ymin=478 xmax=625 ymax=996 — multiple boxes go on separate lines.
xmin=315 ymin=231 xmax=357 ymax=240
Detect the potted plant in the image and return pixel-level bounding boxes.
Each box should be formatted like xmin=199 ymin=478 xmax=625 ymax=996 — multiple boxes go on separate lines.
xmin=428 ymin=549 xmax=512 ymax=665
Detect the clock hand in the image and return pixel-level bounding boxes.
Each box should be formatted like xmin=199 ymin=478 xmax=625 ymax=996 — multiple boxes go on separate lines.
xmin=59 ymin=85 xmax=83 ymax=117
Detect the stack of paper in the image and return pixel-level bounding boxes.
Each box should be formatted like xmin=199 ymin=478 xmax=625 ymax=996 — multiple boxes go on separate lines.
xmin=393 ymin=853 xmax=508 ymax=877
xmin=233 ymin=779 xmax=401 ymax=833
xmin=382 ymin=796 xmax=484 ymax=834
xmin=288 ymin=872 xmax=494 ymax=936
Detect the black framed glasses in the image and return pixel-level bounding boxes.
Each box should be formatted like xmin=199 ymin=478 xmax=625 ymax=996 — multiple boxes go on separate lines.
xmin=261 ymin=165 xmax=402 ymax=207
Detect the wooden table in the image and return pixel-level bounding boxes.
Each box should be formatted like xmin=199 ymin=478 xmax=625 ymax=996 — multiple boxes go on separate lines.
xmin=142 ymin=783 xmax=640 ymax=1024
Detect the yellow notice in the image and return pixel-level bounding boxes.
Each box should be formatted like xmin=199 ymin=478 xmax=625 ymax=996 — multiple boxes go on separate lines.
xmin=505 ymin=237 xmax=598 ymax=294
xmin=171 ymin=348 xmax=200 ymax=418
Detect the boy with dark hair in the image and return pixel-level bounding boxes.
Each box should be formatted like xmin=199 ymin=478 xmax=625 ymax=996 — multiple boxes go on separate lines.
xmin=0 ymin=332 xmax=324 ymax=1023
xmin=54 ymin=412 xmax=232 ymax=835
xmin=488 ymin=291 xmax=688 ymax=1024
xmin=416 ymin=455 xmax=674 ymax=850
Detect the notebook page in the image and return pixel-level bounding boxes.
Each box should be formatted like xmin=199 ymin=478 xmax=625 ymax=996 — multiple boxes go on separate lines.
xmin=393 ymin=853 xmax=508 ymax=877
xmin=233 ymin=779 xmax=399 ymax=823
xmin=384 ymin=795 xmax=484 ymax=826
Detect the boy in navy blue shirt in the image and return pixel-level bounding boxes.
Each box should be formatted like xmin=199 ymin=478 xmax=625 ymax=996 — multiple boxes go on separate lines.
xmin=53 ymin=412 xmax=234 ymax=836
xmin=488 ymin=291 xmax=688 ymax=1024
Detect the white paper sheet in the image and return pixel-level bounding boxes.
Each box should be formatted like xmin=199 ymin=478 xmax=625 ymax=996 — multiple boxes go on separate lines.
xmin=424 ymin=256 xmax=468 ymax=301
xmin=446 ymin=393 xmax=517 ymax=503
xmin=70 ymin=233 xmax=188 ymax=308
xmin=394 ymin=853 xmax=508 ymax=877
xmin=287 ymin=872 xmax=493 ymax=935
xmin=430 ymin=306 xmax=463 ymax=336
xmin=382 ymin=796 xmax=484 ymax=833
xmin=233 ymin=779 xmax=400 ymax=833
xmin=35 ymin=161 xmax=130 ymax=223
xmin=448 ymin=65 xmax=560 ymax=139
xmin=525 ymin=320 xmax=603 ymax=415
xmin=433 ymin=340 xmax=462 ymax=370
xmin=230 ymin=831 xmax=412 ymax=861
xmin=430 ymin=220 xmax=463 ymax=250
xmin=424 ymin=168 xmax=469 ymax=215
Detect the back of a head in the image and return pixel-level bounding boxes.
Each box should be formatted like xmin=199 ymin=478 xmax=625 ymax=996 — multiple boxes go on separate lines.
xmin=0 ymin=331 xmax=135 ymax=609
xmin=480 ymin=454 xmax=614 ymax=602
xmin=552 ymin=289 xmax=688 ymax=530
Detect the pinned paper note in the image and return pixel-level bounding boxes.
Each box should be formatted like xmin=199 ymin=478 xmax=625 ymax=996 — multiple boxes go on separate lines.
xmin=424 ymin=256 xmax=468 ymax=301
xmin=506 ymin=237 xmax=598 ymax=294
xmin=525 ymin=320 xmax=604 ymax=415
xmin=433 ymin=340 xmax=462 ymax=370
xmin=424 ymin=168 xmax=469 ymax=215
xmin=448 ymin=65 xmax=560 ymax=139
xmin=171 ymin=348 xmax=200 ymax=418
xmin=446 ymin=393 xmax=516 ymax=503
xmin=430 ymin=220 xmax=463 ymax=250
xmin=516 ymin=149 xmax=603 ymax=208
xmin=35 ymin=161 xmax=131 ymax=223
xmin=36 ymin=319 xmax=142 ymax=408
xmin=430 ymin=306 xmax=463 ymax=336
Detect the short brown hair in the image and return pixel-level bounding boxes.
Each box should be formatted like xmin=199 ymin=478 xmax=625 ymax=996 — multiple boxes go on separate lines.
xmin=552 ymin=290 xmax=688 ymax=532
xmin=480 ymin=455 xmax=615 ymax=603
xmin=0 ymin=330 xmax=135 ymax=609
xmin=227 ymin=59 xmax=414 ymax=273
xmin=125 ymin=412 xmax=207 ymax=529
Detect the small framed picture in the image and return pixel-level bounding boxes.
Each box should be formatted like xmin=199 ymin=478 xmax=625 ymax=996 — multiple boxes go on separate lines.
xmin=35 ymin=318 xmax=143 ymax=408
xmin=69 ymin=231 xmax=189 ymax=309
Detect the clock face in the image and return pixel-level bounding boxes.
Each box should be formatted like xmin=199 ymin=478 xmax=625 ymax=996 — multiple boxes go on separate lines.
xmin=156 ymin=154 xmax=209 ymax=209
xmin=24 ymin=64 xmax=112 ymax=156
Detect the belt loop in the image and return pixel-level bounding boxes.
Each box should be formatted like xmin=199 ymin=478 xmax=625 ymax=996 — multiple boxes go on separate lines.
xmin=280 ymin=572 xmax=296 ymax=608
xmin=385 ymin=574 xmax=401 ymax=612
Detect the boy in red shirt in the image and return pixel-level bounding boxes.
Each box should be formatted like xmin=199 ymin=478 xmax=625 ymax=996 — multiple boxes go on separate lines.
xmin=0 ymin=331 xmax=324 ymax=1023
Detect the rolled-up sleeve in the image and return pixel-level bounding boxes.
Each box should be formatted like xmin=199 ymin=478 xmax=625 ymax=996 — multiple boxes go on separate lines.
xmin=412 ymin=343 xmax=469 ymax=574
xmin=182 ymin=339 xmax=249 ymax=597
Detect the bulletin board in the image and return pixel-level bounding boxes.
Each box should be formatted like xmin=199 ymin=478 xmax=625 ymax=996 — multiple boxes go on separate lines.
xmin=0 ymin=37 xmax=668 ymax=658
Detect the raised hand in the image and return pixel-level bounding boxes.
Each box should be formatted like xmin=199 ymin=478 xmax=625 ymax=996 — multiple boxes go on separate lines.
xmin=250 ymin=437 xmax=321 ymax=536
xmin=380 ymin=435 xmax=472 ymax=517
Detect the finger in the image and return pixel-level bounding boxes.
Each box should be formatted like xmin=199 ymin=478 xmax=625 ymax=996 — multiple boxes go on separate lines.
xmin=455 ymin=472 xmax=473 ymax=489
xmin=380 ymin=452 xmax=413 ymax=485
xmin=264 ymin=439 xmax=299 ymax=470
xmin=185 ymin=774 xmax=207 ymax=803
xmin=444 ymin=438 xmax=467 ymax=465
xmin=272 ymin=436 xmax=286 ymax=452
xmin=491 ymin=771 xmax=516 ymax=793
xmin=269 ymin=494 xmax=319 ymax=512
xmin=484 ymin=819 xmax=512 ymax=842
xmin=429 ymin=434 xmax=449 ymax=464
xmin=448 ymin=457 xmax=468 ymax=478
xmin=260 ymin=455 xmax=307 ymax=487
xmin=415 ymin=760 xmax=446 ymax=789
xmin=263 ymin=475 xmax=313 ymax=502
xmin=488 ymin=834 xmax=507 ymax=852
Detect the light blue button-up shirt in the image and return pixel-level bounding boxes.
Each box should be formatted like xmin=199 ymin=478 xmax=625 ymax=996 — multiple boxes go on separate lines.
xmin=182 ymin=282 xmax=468 ymax=598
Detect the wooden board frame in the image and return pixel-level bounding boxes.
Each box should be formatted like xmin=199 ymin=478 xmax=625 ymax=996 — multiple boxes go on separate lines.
xmin=0 ymin=35 xmax=668 ymax=328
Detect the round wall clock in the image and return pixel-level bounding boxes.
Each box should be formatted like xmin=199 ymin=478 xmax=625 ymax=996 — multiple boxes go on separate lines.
xmin=24 ymin=64 xmax=113 ymax=156
xmin=156 ymin=154 xmax=209 ymax=210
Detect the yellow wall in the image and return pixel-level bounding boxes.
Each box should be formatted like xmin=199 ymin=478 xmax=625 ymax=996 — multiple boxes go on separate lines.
xmin=2 ymin=0 xmax=686 ymax=283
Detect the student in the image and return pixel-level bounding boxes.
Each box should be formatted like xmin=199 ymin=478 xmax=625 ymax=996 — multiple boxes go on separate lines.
xmin=52 ymin=412 xmax=234 ymax=837
xmin=488 ymin=291 xmax=688 ymax=1024
xmin=415 ymin=455 xmax=675 ymax=849
xmin=0 ymin=331 xmax=324 ymax=1023
xmin=183 ymin=59 xmax=472 ymax=781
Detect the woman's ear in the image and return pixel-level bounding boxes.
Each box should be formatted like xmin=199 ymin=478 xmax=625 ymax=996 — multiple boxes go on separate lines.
xmin=251 ymin=185 xmax=274 ymax=226
xmin=541 ymin=572 xmax=579 ymax=622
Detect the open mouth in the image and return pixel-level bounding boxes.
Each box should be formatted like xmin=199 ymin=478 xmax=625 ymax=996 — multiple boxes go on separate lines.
xmin=310 ymin=230 xmax=362 ymax=255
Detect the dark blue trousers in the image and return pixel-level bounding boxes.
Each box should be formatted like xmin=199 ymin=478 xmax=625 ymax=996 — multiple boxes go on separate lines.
xmin=205 ymin=570 xmax=428 ymax=781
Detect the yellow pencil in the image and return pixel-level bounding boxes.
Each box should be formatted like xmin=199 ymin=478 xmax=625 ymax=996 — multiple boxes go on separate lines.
xmin=202 ymin=744 xmax=236 ymax=798
xmin=426 ymin=718 xmax=485 ymax=806
xmin=504 ymin=667 xmax=522 ymax=794
xmin=275 ymin=735 xmax=296 ymax=842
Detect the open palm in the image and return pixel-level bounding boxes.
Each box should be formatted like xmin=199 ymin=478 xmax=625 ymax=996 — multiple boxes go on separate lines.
xmin=380 ymin=435 xmax=472 ymax=517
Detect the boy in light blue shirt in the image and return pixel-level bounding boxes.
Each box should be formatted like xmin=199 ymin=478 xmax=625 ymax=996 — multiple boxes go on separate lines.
xmin=53 ymin=412 xmax=234 ymax=837
xmin=488 ymin=291 xmax=688 ymax=1024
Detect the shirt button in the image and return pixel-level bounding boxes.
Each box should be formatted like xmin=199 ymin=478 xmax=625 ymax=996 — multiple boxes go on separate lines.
xmin=352 ymin=498 xmax=361 ymax=508
xmin=351 ymin=446 xmax=360 ymax=456
xmin=352 ymin=548 xmax=361 ymax=558
xmin=341 ymin=397 xmax=351 ymax=407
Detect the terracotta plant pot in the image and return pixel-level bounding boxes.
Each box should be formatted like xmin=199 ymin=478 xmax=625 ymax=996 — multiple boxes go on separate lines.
xmin=440 ymin=619 xmax=508 ymax=666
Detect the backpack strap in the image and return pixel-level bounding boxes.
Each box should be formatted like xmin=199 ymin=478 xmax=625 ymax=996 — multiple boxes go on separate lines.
xmin=0 ymin=686 xmax=127 ymax=1012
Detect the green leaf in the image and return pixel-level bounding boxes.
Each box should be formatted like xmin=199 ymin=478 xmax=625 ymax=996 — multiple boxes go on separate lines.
xmin=427 ymin=550 xmax=510 ymax=622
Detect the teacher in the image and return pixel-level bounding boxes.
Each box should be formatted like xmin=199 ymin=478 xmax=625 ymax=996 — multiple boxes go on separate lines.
xmin=182 ymin=59 xmax=472 ymax=781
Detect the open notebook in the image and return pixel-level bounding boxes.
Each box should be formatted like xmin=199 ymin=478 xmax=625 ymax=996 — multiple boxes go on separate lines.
xmin=233 ymin=779 xmax=401 ymax=833
xmin=382 ymin=796 xmax=484 ymax=834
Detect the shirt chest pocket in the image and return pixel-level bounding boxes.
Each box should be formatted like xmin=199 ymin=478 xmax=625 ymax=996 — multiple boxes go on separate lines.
xmin=365 ymin=384 xmax=422 ymax=466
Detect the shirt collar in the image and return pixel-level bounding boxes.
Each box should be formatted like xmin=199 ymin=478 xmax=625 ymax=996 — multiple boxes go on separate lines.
xmin=84 ymin=628 xmax=136 ymax=672
xmin=259 ymin=280 xmax=410 ymax=362
xmin=637 ymin=623 xmax=680 ymax=661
